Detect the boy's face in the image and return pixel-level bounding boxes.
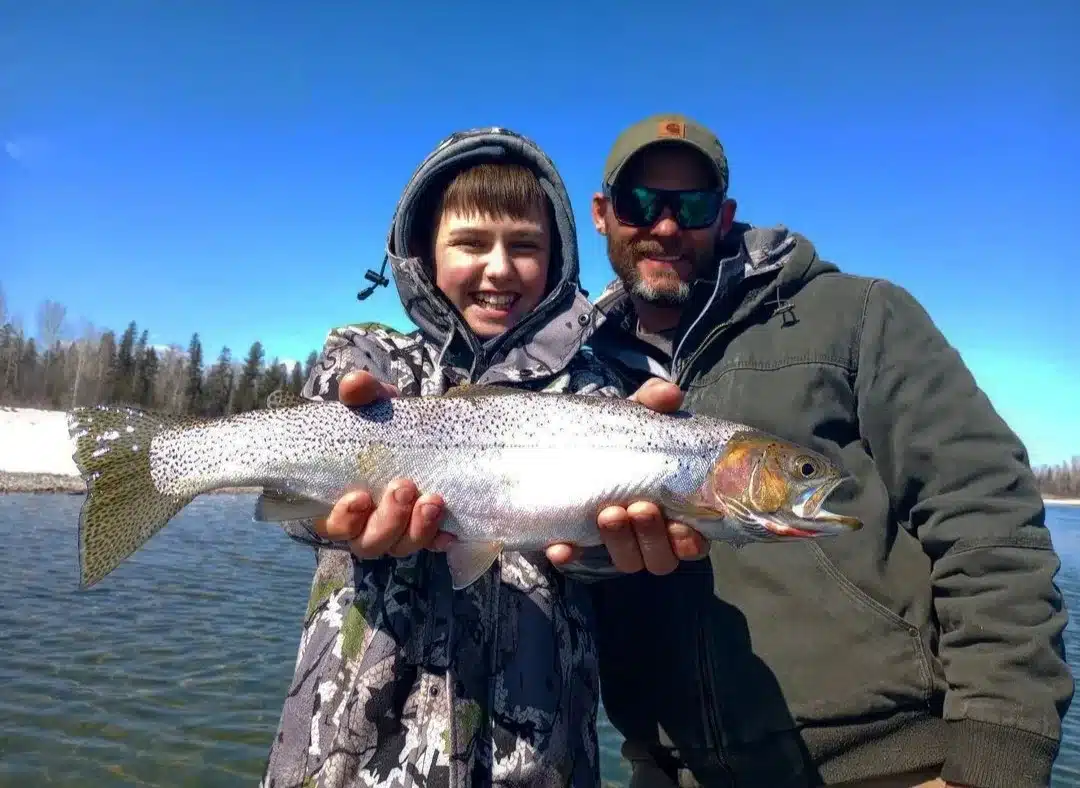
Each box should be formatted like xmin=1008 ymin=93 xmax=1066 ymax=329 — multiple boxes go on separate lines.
xmin=433 ymin=208 xmax=551 ymax=339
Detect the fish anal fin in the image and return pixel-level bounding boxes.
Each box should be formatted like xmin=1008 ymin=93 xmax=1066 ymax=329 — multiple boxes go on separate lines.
xmin=254 ymin=489 xmax=334 ymax=522
xmin=445 ymin=541 xmax=503 ymax=590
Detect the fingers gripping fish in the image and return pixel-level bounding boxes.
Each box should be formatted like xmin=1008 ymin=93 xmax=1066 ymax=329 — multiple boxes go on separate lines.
xmin=65 ymin=386 xmax=862 ymax=590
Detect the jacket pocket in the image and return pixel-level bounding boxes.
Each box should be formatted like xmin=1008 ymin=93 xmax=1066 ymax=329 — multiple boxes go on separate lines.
xmin=699 ymin=533 xmax=937 ymax=747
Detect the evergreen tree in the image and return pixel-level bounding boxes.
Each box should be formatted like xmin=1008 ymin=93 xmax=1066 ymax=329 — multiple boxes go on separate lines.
xmin=18 ymin=338 xmax=38 ymax=402
xmin=289 ymin=361 xmax=304 ymax=395
xmin=113 ymin=321 xmax=138 ymax=403
xmin=97 ymin=331 xmax=117 ymax=404
xmin=231 ymin=341 xmax=264 ymax=413
xmin=42 ymin=344 xmax=69 ymax=408
xmin=0 ymin=321 xmax=18 ymax=399
xmin=184 ymin=333 xmax=204 ymax=415
xmin=136 ymin=346 xmax=159 ymax=407
xmin=204 ymin=346 xmax=234 ymax=417
xmin=132 ymin=330 xmax=150 ymax=404
xmin=134 ymin=329 xmax=148 ymax=370
xmin=256 ymin=357 xmax=286 ymax=408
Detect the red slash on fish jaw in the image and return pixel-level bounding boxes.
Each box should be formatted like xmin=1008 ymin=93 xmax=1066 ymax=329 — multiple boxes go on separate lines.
xmin=764 ymin=521 xmax=819 ymax=538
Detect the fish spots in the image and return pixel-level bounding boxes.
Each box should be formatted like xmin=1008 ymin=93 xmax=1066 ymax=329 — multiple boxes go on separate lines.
xmin=66 ymin=404 xmax=193 ymax=587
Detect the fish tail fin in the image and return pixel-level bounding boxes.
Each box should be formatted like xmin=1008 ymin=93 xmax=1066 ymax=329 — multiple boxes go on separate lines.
xmin=67 ymin=405 xmax=195 ymax=589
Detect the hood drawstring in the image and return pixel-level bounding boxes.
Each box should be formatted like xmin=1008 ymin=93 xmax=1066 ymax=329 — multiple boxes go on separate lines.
xmin=356 ymin=254 xmax=391 ymax=303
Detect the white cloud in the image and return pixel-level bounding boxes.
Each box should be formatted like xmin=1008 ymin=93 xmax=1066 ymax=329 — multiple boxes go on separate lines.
xmin=3 ymin=135 xmax=49 ymax=168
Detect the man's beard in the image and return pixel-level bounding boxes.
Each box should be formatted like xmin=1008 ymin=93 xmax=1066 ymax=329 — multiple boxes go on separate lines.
xmin=606 ymin=234 xmax=707 ymax=308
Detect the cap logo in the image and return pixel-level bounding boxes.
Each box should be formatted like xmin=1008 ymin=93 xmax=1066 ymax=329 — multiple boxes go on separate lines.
xmin=657 ymin=121 xmax=686 ymax=139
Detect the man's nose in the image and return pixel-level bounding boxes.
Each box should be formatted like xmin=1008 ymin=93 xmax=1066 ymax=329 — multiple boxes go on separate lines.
xmin=650 ymin=207 xmax=681 ymax=237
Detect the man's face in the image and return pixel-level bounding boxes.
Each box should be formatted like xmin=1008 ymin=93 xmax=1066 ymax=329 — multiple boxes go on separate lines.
xmin=592 ymin=144 xmax=735 ymax=308
xmin=433 ymin=208 xmax=551 ymax=339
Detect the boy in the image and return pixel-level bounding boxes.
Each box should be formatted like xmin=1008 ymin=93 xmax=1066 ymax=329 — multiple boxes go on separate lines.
xmin=262 ymin=127 xmax=669 ymax=788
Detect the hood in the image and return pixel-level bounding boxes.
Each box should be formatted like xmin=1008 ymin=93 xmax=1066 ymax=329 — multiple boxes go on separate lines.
xmin=381 ymin=126 xmax=596 ymax=385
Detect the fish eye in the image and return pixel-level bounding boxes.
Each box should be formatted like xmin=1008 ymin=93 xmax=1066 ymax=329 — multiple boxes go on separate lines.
xmin=794 ymin=456 xmax=820 ymax=478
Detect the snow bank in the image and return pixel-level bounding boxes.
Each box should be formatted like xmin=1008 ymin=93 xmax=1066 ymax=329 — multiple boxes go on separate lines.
xmin=0 ymin=407 xmax=79 ymax=476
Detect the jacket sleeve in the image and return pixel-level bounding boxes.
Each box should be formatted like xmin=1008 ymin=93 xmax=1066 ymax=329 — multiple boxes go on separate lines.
xmin=855 ymin=280 xmax=1073 ymax=788
xmin=279 ymin=324 xmax=401 ymax=550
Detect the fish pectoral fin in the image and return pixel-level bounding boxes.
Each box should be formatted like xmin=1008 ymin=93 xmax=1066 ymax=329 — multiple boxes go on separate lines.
xmin=253 ymin=489 xmax=334 ymax=522
xmin=445 ymin=540 xmax=504 ymax=590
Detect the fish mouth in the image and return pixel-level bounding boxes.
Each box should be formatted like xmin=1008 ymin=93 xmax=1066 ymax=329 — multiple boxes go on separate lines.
xmin=766 ymin=476 xmax=862 ymax=537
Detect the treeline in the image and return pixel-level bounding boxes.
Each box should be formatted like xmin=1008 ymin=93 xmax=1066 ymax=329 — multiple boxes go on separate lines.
xmin=1034 ymin=458 xmax=1080 ymax=500
xmin=0 ymin=294 xmax=318 ymax=417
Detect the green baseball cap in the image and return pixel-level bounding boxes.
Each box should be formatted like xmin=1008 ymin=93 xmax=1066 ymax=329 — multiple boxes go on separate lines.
xmin=603 ymin=113 xmax=729 ymax=195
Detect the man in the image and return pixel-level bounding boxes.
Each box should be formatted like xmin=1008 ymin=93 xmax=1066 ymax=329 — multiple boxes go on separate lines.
xmin=583 ymin=113 xmax=1074 ymax=788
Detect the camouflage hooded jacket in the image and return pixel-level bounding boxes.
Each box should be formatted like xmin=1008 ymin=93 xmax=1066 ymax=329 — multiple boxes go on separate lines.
xmin=260 ymin=128 xmax=624 ymax=788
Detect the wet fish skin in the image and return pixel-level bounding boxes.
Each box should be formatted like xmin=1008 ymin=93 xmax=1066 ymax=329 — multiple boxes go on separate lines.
xmin=66 ymin=386 xmax=862 ymax=590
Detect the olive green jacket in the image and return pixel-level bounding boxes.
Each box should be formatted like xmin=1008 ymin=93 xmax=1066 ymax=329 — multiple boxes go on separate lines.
xmin=585 ymin=223 xmax=1073 ymax=788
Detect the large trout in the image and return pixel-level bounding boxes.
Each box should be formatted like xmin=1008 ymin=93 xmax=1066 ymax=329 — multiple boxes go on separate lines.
xmin=66 ymin=386 xmax=862 ymax=590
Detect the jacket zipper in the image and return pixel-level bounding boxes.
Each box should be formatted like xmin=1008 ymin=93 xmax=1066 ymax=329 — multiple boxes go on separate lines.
xmin=679 ymin=321 xmax=738 ymax=786
xmin=697 ymin=624 xmax=735 ymax=782
xmin=674 ymin=319 xmax=732 ymax=388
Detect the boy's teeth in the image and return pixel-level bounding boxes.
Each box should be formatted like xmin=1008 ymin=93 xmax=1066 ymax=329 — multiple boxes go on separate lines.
xmin=474 ymin=293 xmax=516 ymax=308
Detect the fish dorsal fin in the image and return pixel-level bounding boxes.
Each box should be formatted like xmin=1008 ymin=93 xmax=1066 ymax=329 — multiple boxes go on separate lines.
xmin=265 ymin=389 xmax=307 ymax=409
xmin=445 ymin=540 xmax=504 ymax=589
xmin=442 ymin=384 xmax=521 ymax=399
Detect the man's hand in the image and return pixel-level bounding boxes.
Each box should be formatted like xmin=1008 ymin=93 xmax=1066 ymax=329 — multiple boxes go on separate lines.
xmin=545 ymin=377 xmax=709 ymax=576
xmin=312 ymin=371 xmax=453 ymax=559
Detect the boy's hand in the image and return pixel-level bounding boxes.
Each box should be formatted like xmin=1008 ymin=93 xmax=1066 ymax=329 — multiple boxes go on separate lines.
xmin=545 ymin=378 xmax=709 ymax=575
xmin=312 ymin=371 xmax=453 ymax=558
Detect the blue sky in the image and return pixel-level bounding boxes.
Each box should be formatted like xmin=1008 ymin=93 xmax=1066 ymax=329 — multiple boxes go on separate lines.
xmin=2 ymin=1 xmax=1076 ymax=466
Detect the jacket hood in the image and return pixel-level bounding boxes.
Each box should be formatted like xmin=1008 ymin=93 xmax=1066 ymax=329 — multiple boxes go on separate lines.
xmin=382 ymin=126 xmax=596 ymax=385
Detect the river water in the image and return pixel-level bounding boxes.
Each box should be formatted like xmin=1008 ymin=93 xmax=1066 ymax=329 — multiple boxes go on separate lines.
xmin=1 ymin=494 xmax=1078 ymax=786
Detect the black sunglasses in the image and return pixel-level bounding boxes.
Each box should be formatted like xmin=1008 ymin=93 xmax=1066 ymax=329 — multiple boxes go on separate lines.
xmin=603 ymin=183 xmax=724 ymax=230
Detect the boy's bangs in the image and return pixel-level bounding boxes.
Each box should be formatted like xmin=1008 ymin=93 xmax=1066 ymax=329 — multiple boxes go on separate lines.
xmin=437 ymin=162 xmax=549 ymax=223
xmin=409 ymin=161 xmax=554 ymax=263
